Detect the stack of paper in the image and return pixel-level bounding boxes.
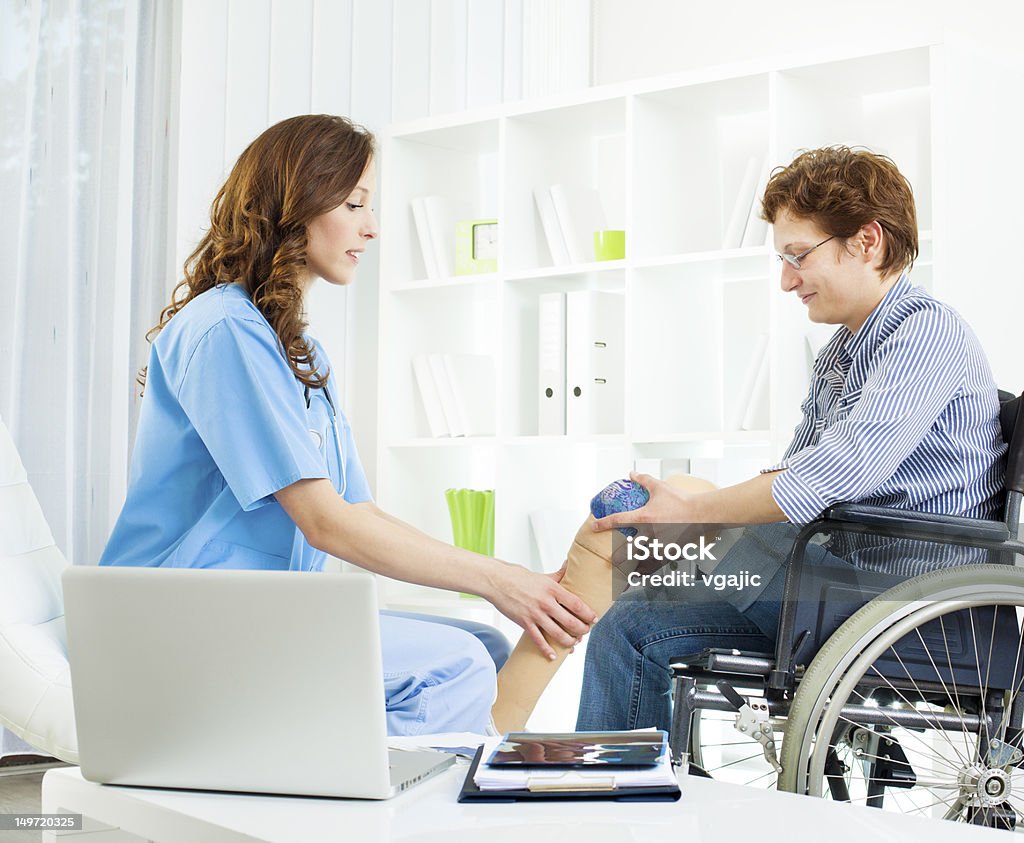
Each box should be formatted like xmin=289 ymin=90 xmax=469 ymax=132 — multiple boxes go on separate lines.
xmin=473 ymin=734 xmax=676 ymax=791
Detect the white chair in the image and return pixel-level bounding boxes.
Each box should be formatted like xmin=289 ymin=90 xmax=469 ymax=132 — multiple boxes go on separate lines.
xmin=0 ymin=415 xmax=77 ymax=763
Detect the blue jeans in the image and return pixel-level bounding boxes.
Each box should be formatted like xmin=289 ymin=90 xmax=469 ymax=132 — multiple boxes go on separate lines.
xmin=576 ymin=523 xmax=842 ymax=731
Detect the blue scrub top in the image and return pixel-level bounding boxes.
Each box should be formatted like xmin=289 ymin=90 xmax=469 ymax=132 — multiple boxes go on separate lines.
xmin=100 ymin=283 xmax=372 ymax=572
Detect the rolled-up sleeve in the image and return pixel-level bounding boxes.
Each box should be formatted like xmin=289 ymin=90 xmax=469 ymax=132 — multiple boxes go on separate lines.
xmin=770 ymin=308 xmax=966 ymax=524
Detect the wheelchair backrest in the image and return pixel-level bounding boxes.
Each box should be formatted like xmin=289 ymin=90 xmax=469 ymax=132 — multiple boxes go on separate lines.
xmin=791 ymin=552 xmax=1022 ymax=692
xmin=999 ymin=390 xmax=1024 ymax=497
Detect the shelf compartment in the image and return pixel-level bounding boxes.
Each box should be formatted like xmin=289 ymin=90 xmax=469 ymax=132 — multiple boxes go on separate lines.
xmin=502 ymin=270 xmax=627 ymax=438
xmin=774 ymin=47 xmax=932 ymax=230
xmin=504 ymin=98 xmax=627 ymax=274
xmin=377 ymin=443 xmax=497 ymax=543
xmin=629 ymin=265 xmax=724 ymax=436
xmin=632 ymin=74 xmax=770 ymax=258
xmin=382 ymin=119 xmax=500 ymax=286
xmin=495 ymin=440 xmax=630 ymax=571
xmin=380 ymin=283 xmax=500 ymax=442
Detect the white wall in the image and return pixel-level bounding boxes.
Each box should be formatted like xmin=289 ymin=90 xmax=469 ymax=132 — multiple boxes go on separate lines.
xmin=592 ymin=0 xmax=1024 ymax=86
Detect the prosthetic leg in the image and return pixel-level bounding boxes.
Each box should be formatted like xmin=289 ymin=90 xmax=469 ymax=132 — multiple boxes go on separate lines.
xmin=492 ymin=474 xmax=716 ymax=733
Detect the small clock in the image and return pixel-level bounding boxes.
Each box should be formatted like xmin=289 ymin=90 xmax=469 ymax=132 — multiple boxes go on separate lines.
xmin=455 ymin=219 xmax=498 ymax=275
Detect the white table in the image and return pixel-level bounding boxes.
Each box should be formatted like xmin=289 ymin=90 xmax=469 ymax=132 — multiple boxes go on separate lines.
xmin=42 ymin=763 xmax=1006 ymax=843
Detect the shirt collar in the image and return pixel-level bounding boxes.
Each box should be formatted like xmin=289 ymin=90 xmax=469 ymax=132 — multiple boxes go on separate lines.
xmin=840 ymin=271 xmax=911 ymax=361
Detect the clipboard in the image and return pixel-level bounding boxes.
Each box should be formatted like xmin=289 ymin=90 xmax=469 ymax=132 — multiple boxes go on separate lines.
xmin=457 ymin=746 xmax=681 ymax=802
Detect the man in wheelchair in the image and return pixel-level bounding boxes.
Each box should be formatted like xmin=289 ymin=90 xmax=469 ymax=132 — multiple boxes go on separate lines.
xmin=574 ymin=146 xmax=1024 ymax=827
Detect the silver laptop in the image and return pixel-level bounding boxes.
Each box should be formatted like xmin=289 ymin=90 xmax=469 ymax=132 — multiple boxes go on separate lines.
xmin=62 ymin=567 xmax=454 ymax=799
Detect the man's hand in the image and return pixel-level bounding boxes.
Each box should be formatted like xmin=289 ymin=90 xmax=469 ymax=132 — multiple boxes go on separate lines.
xmin=591 ymin=472 xmax=693 ymax=532
xmin=487 ymin=563 xmax=597 ymax=660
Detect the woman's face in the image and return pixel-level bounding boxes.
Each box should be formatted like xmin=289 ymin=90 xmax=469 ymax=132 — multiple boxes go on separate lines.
xmin=304 ymin=159 xmax=378 ymax=288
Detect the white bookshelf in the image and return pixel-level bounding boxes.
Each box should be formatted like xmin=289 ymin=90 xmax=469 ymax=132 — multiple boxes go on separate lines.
xmin=373 ymin=43 xmax=965 ymax=614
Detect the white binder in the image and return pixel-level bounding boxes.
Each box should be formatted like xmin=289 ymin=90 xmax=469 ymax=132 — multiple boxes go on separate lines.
xmin=533 ymin=187 xmax=571 ymax=266
xmin=428 ymin=353 xmax=465 ymax=437
xmin=443 ymin=353 xmax=496 ymax=436
xmin=411 ymin=354 xmax=449 ymax=438
xmin=550 ymin=183 xmax=605 ymax=264
xmin=537 ymin=292 xmax=567 ymax=435
xmin=565 ymin=290 xmax=624 ymax=435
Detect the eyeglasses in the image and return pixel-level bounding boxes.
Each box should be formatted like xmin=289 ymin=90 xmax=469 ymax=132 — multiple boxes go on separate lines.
xmin=777 ymin=235 xmax=835 ymax=270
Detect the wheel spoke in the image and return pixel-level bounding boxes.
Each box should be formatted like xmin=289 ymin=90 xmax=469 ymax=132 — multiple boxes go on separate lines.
xmin=968 ymin=607 xmax=995 ymax=754
xmin=703 ymin=751 xmax=769 ymax=771
xmin=998 ymin=627 xmax=1024 ymax=749
xmin=914 ymin=623 xmax=976 ymax=756
xmin=856 ymin=666 xmax=974 ymax=771
xmin=835 ymin=702 xmax=964 ymax=775
xmin=874 ymin=646 xmax=974 ymax=770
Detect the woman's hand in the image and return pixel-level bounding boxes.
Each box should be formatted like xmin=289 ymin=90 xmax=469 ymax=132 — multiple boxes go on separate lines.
xmin=591 ymin=472 xmax=694 ymax=532
xmin=486 ymin=563 xmax=597 ymax=660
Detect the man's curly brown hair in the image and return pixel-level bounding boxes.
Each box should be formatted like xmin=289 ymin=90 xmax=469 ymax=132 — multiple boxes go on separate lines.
xmin=761 ymin=146 xmax=918 ymax=277
xmin=139 ymin=114 xmax=375 ymax=390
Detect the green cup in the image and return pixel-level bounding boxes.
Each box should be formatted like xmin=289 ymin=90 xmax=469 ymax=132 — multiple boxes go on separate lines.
xmin=593 ymin=229 xmax=626 ymax=261
xmin=445 ymin=488 xmax=495 ymax=597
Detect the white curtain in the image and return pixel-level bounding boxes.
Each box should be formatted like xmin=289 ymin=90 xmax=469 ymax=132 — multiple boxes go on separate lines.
xmin=0 ymin=0 xmax=174 ymax=756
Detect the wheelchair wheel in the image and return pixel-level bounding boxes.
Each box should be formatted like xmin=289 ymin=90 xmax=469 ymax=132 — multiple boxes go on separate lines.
xmin=779 ymin=564 xmax=1024 ymax=829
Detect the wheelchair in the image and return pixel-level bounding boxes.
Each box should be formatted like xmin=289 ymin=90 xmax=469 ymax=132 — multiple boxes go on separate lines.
xmin=668 ymin=389 xmax=1024 ymax=830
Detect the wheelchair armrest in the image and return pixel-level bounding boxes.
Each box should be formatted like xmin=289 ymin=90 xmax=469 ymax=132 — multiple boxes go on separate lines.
xmin=823 ymin=503 xmax=1010 ymax=544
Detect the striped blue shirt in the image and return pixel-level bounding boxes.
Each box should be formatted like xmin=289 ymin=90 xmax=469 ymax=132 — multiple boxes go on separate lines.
xmin=767 ymin=273 xmax=1006 ymax=528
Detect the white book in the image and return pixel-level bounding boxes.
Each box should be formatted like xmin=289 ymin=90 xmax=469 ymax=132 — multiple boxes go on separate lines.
xmin=427 ymin=353 xmax=464 ymax=437
xmin=741 ymin=350 xmax=771 ymax=431
xmin=533 ymin=186 xmax=571 ymax=265
xmin=410 ymin=197 xmax=441 ymax=281
xmin=724 ymin=155 xmax=760 ymax=250
xmin=537 ymin=291 xmax=567 ymax=435
xmin=565 ymin=290 xmax=624 ymax=435
xmin=729 ymin=333 xmax=770 ymax=430
xmin=549 ymin=183 xmax=606 ymax=264
xmin=411 ymin=354 xmax=449 ymax=438
xmin=422 ymin=196 xmax=452 ymax=279
xmin=741 ymin=159 xmax=771 ymax=248
xmin=442 ymin=353 xmax=496 ymax=436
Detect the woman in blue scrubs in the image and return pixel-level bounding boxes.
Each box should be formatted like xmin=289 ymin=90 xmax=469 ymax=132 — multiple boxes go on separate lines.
xmin=100 ymin=114 xmax=596 ymax=735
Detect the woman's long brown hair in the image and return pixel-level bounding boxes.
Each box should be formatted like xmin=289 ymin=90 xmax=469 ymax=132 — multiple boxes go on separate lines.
xmin=139 ymin=114 xmax=376 ymax=390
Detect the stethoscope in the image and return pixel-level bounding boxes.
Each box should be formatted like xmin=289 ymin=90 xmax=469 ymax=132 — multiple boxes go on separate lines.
xmin=303 ymin=383 xmax=347 ymax=498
